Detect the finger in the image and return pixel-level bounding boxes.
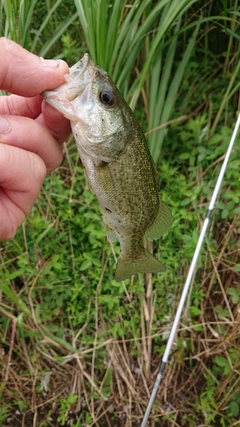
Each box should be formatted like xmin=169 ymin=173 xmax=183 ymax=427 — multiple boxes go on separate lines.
xmin=0 ymin=144 xmax=46 ymax=240
xmin=0 ymin=94 xmax=43 ymax=118
xmin=0 ymin=115 xmax=63 ymax=173
xmin=0 ymin=37 xmax=69 ymax=96
xmin=0 ymin=95 xmax=71 ymax=143
xmin=37 ymin=101 xmax=71 ymax=143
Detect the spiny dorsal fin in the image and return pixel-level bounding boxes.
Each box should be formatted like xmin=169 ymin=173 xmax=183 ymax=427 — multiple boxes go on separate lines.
xmin=146 ymin=199 xmax=173 ymax=241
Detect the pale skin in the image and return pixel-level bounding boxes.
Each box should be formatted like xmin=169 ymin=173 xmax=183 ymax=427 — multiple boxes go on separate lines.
xmin=0 ymin=37 xmax=71 ymax=240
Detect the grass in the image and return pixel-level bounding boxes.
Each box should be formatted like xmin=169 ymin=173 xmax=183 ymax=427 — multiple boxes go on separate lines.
xmin=0 ymin=0 xmax=78 ymax=57
xmin=0 ymin=0 xmax=240 ymax=426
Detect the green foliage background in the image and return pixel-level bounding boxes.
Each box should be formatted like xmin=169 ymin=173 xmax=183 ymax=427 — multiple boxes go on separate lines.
xmin=0 ymin=1 xmax=240 ymax=426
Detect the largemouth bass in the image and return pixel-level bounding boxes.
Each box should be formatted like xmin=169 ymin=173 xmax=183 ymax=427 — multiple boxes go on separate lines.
xmin=43 ymin=54 xmax=173 ymax=281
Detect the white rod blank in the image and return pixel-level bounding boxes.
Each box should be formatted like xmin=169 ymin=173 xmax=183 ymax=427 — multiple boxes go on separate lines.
xmin=141 ymin=113 xmax=240 ymax=427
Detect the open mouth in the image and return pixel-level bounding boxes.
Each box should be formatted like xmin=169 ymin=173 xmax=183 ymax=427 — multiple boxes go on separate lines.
xmin=42 ymin=54 xmax=110 ymax=118
xmin=42 ymin=54 xmax=93 ymax=106
xmin=65 ymin=53 xmax=93 ymax=83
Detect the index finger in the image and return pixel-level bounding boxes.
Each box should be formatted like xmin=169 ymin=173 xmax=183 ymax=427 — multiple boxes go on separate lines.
xmin=0 ymin=37 xmax=69 ymax=96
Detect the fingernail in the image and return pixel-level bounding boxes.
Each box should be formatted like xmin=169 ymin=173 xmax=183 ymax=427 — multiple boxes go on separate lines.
xmin=0 ymin=116 xmax=11 ymax=136
xmin=41 ymin=57 xmax=60 ymax=69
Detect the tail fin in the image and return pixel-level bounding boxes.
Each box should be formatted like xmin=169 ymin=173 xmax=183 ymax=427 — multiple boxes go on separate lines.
xmin=114 ymin=249 xmax=165 ymax=282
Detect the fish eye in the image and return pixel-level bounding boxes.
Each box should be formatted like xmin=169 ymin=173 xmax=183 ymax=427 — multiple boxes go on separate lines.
xmin=99 ymin=89 xmax=115 ymax=107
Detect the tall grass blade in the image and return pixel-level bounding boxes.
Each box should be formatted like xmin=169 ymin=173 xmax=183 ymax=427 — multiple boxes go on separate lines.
xmin=19 ymin=0 xmax=38 ymax=48
xmin=148 ymin=21 xmax=200 ymax=163
xmin=74 ymin=0 xmax=181 ymax=99
xmin=210 ymin=59 xmax=240 ymax=138
xmin=1 ymin=277 xmax=31 ymax=315
xmin=135 ymin=0 xmax=198 ymax=96
xmin=31 ymin=0 xmax=70 ymax=52
xmin=38 ymin=12 xmax=78 ymax=58
xmin=0 ymin=0 xmax=77 ymax=56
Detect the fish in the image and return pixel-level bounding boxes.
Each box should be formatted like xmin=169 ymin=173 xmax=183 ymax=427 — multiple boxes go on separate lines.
xmin=43 ymin=54 xmax=173 ymax=281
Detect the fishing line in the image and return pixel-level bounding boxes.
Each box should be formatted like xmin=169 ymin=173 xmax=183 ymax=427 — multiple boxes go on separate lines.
xmin=141 ymin=112 xmax=240 ymax=427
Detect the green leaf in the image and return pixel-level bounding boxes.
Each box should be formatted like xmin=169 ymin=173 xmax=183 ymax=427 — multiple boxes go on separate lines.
xmin=221 ymin=208 xmax=229 ymax=219
xmin=227 ymin=287 xmax=240 ymax=304
xmin=8 ymin=268 xmax=25 ymax=280
xmin=68 ymin=394 xmax=78 ymax=404
xmin=215 ymin=356 xmax=228 ymax=367
xmin=79 ymin=259 xmax=92 ymax=271
xmin=190 ymin=306 xmax=202 ymax=316
xmin=214 ymin=306 xmax=231 ymax=318
xmin=229 ymin=401 xmax=239 ymax=417
xmin=178 ymin=153 xmax=191 ymax=159
xmin=214 ymin=356 xmax=231 ymax=375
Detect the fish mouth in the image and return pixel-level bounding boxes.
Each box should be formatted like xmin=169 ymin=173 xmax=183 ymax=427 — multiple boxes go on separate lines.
xmin=60 ymin=53 xmax=96 ymax=102
xmin=65 ymin=53 xmax=94 ymax=85
xmin=43 ymin=54 xmax=106 ymax=103
xmin=65 ymin=54 xmax=108 ymax=97
xmin=42 ymin=54 xmax=109 ymax=120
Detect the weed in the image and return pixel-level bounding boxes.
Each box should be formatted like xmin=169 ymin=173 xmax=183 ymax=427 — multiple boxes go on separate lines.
xmin=0 ymin=1 xmax=240 ymax=426
xmin=0 ymin=405 xmax=9 ymax=425
xmin=57 ymin=394 xmax=78 ymax=425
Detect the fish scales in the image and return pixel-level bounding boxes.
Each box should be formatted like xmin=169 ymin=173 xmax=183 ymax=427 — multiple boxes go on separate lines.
xmin=43 ymin=54 xmax=173 ymax=281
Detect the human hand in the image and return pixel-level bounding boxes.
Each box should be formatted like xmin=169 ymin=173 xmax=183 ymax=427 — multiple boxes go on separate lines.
xmin=0 ymin=37 xmax=71 ymax=240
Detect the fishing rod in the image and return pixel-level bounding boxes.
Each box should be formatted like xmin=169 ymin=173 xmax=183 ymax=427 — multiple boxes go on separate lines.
xmin=141 ymin=112 xmax=240 ymax=427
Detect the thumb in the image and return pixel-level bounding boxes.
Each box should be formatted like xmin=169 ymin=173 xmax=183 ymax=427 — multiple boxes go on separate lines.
xmin=0 ymin=37 xmax=69 ymax=96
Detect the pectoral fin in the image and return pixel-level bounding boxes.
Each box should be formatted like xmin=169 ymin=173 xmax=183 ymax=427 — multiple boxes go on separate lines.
xmin=106 ymin=227 xmax=119 ymax=242
xmin=104 ymin=219 xmax=119 ymax=242
xmin=146 ymin=200 xmax=173 ymax=241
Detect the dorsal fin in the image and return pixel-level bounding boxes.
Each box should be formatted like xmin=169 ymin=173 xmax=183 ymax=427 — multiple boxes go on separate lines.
xmin=146 ymin=199 xmax=173 ymax=240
